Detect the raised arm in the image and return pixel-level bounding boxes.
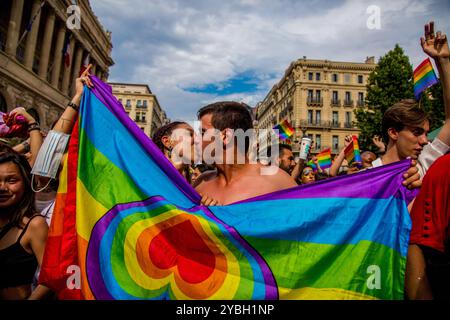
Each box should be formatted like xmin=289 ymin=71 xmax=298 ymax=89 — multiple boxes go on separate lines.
xmin=53 ymin=65 xmax=93 ymax=134
xmin=421 ymin=21 xmax=450 ymax=146
xmin=312 ymin=156 xmax=323 ymax=173
xmin=329 ymin=135 xmax=352 ymax=177
xmin=10 ymin=108 xmax=43 ymax=167
xmin=12 ymin=138 xmax=31 ymax=155
xmin=290 ymin=158 xmax=305 ymax=181
xmin=372 ymin=135 xmax=386 ymax=155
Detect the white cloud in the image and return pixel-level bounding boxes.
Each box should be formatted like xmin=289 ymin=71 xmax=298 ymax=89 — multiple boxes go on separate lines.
xmin=91 ymin=0 xmax=450 ymax=121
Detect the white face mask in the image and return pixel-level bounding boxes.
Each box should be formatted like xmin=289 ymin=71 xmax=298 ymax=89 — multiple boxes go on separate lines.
xmin=31 ymin=130 xmax=70 ymax=180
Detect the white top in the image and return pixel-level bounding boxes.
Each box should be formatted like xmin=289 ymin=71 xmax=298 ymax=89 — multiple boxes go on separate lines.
xmin=372 ymin=137 xmax=450 ymax=178
xmin=40 ymin=200 xmax=55 ymax=226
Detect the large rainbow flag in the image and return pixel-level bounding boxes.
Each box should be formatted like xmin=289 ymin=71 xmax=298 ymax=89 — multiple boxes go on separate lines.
xmin=414 ymin=58 xmax=438 ymax=100
xmin=40 ymin=77 xmax=413 ymax=300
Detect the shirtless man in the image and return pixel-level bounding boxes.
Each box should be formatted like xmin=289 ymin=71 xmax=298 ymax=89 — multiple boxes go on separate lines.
xmin=195 ymin=101 xmax=297 ymax=205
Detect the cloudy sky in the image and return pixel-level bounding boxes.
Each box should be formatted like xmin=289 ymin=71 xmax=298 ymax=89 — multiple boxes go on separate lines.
xmin=90 ymin=0 xmax=450 ymax=122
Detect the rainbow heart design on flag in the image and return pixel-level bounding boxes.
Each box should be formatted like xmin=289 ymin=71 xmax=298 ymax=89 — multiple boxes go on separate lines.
xmin=87 ymin=196 xmax=277 ymax=300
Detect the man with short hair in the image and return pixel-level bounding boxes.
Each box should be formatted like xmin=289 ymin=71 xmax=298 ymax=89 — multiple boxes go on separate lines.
xmin=195 ymin=101 xmax=297 ymax=205
xmin=372 ymin=22 xmax=450 ymax=180
xmin=267 ymin=144 xmax=296 ymax=175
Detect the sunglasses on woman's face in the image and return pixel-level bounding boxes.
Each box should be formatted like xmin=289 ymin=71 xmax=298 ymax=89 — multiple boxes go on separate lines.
xmin=303 ymin=169 xmax=313 ymax=176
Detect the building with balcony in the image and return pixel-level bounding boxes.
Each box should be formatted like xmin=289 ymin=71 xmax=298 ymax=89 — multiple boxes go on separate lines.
xmin=110 ymin=83 xmax=169 ymax=138
xmin=0 ymin=0 xmax=114 ymax=129
xmin=256 ymin=57 xmax=376 ymax=156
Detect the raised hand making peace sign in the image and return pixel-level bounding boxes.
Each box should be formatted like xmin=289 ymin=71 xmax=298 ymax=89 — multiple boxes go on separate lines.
xmin=421 ymin=21 xmax=450 ymax=60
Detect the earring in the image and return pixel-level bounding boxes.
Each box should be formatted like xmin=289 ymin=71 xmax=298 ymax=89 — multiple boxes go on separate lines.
xmin=167 ymin=146 xmax=173 ymax=158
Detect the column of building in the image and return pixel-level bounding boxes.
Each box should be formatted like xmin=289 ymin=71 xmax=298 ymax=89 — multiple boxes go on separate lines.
xmin=38 ymin=10 xmax=55 ymax=80
xmin=23 ymin=0 xmax=42 ymax=69
xmin=4 ymin=0 xmax=102 ymax=96
xmin=5 ymin=0 xmax=24 ymax=56
xmin=50 ymin=25 xmax=66 ymax=87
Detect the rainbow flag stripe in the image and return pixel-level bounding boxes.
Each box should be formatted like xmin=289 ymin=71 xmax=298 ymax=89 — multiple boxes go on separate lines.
xmin=273 ymin=120 xmax=295 ymax=140
xmin=316 ymin=148 xmax=332 ymax=170
xmin=345 ymin=136 xmax=362 ymax=167
xmin=40 ymin=77 xmax=413 ymax=300
xmin=414 ymin=58 xmax=438 ymax=100
xmin=306 ymin=160 xmax=318 ymax=172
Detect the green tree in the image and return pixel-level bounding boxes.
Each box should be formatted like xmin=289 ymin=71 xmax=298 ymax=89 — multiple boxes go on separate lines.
xmin=423 ymin=81 xmax=445 ymax=131
xmin=355 ymin=44 xmax=414 ymax=151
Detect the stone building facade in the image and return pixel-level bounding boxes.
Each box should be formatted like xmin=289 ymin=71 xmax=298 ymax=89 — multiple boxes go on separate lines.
xmin=110 ymin=83 xmax=169 ymax=138
xmin=0 ymin=0 xmax=113 ymax=129
xmin=256 ymin=57 xmax=376 ymax=156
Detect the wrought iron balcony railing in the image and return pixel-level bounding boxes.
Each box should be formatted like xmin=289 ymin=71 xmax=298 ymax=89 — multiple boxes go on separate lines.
xmin=331 ymin=99 xmax=341 ymax=107
xmin=300 ymin=120 xmax=331 ymax=128
xmin=343 ymin=99 xmax=354 ymax=107
xmin=331 ymin=121 xmax=341 ymax=128
xmin=344 ymin=122 xmax=355 ymax=128
xmin=307 ymin=97 xmax=323 ymax=106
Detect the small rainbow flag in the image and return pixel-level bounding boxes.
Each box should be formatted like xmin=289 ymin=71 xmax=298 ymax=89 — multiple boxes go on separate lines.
xmin=273 ymin=119 xmax=295 ymax=140
xmin=317 ymin=148 xmax=332 ymax=170
xmin=414 ymin=58 xmax=438 ymax=100
xmin=345 ymin=136 xmax=362 ymax=167
xmin=306 ymin=160 xmax=317 ymax=172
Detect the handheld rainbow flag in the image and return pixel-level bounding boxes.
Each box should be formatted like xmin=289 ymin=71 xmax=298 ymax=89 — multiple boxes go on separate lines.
xmin=40 ymin=76 xmax=414 ymax=300
xmin=344 ymin=135 xmax=362 ymax=168
xmin=306 ymin=160 xmax=318 ymax=172
xmin=414 ymin=58 xmax=438 ymax=100
xmin=273 ymin=119 xmax=295 ymax=140
xmin=316 ymin=148 xmax=332 ymax=170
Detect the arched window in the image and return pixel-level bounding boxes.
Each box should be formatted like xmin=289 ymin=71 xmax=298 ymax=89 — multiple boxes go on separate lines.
xmin=0 ymin=93 xmax=6 ymax=113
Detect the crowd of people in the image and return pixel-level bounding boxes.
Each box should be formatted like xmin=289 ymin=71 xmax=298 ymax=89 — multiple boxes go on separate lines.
xmin=0 ymin=21 xmax=449 ymax=300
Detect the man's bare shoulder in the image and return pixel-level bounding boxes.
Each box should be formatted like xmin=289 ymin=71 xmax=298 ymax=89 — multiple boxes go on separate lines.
xmin=263 ymin=165 xmax=298 ymax=189
xmin=248 ymin=164 xmax=297 ymax=189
